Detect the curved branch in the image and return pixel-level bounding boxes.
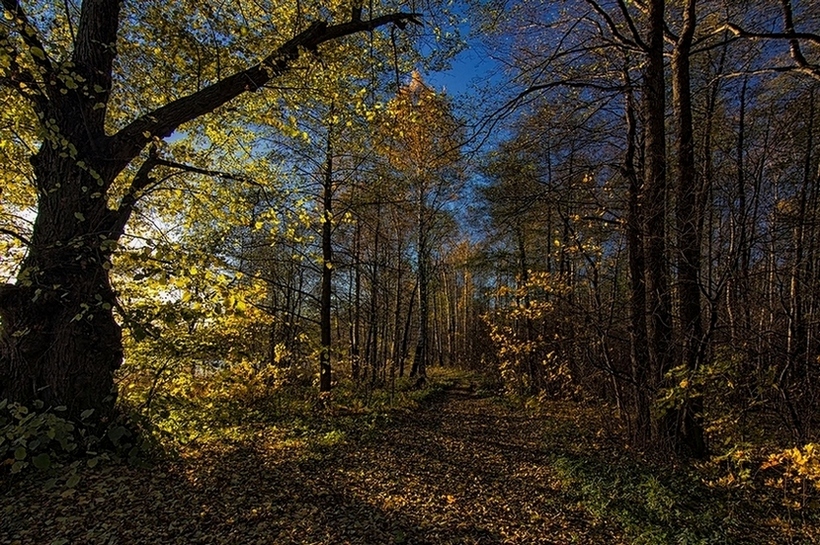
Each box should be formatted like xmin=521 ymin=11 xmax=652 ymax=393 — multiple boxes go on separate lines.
xmin=108 ymin=12 xmax=422 ymax=177
xmin=1 ymin=0 xmax=55 ymax=83
xmin=0 ymin=29 xmax=47 ymax=111
xmin=720 ymin=23 xmax=820 ymax=47
xmin=719 ymin=19 xmax=820 ymax=81
xmin=583 ymin=0 xmax=644 ymax=51
xmin=110 ymin=147 xmax=257 ymax=239
xmin=0 ymin=227 xmax=31 ymax=246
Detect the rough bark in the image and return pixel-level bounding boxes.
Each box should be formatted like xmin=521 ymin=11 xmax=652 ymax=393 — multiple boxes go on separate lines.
xmin=640 ymin=0 xmax=676 ymax=451
xmin=0 ymin=0 xmax=420 ymax=420
xmin=671 ymin=0 xmax=707 ymax=458
xmin=622 ymin=63 xmax=651 ymax=447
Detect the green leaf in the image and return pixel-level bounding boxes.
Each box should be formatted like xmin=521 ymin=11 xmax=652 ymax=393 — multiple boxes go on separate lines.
xmin=107 ymin=425 xmax=128 ymax=444
xmin=14 ymin=446 xmax=27 ymax=460
xmin=65 ymin=473 xmax=81 ymax=488
xmin=74 ymin=212 xmax=85 ymax=222
xmin=32 ymin=452 xmax=51 ymax=470
xmin=80 ymin=408 xmax=94 ymax=420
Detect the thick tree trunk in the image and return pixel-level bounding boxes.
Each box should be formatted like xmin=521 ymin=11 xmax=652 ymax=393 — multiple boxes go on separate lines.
xmin=0 ymin=148 xmax=123 ymax=421
xmin=0 ymin=0 xmax=419 ymax=420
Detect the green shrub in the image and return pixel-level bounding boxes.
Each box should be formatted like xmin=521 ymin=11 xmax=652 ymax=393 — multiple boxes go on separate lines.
xmin=0 ymin=399 xmax=82 ymax=474
xmin=1 ymin=399 xmax=143 ymax=476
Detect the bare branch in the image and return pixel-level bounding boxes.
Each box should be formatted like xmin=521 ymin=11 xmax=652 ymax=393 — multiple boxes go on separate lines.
xmin=151 ymin=158 xmax=250 ymax=182
xmin=718 ymin=16 xmax=820 ymax=81
xmin=110 ymin=146 xmax=255 ymax=239
xmin=583 ymin=0 xmax=644 ymax=51
xmin=615 ymin=0 xmax=647 ymax=50
xmin=719 ymin=23 xmax=820 ymax=47
xmin=0 ymin=227 xmax=30 ymax=245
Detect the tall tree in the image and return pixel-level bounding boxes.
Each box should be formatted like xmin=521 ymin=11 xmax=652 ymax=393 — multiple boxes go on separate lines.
xmin=671 ymin=0 xmax=707 ymax=457
xmin=0 ymin=0 xmax=419 ymax=420
xmin=378 ymin=72 xmax=463 ymax=382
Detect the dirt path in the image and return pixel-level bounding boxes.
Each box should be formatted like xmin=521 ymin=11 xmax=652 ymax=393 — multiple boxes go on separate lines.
xmin=2 ymin=388 xmax=624 ymax=544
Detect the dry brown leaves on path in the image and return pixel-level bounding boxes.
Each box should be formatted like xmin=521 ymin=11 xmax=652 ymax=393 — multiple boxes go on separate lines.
xmin=2 ymin=388 xmax=624 ymax=545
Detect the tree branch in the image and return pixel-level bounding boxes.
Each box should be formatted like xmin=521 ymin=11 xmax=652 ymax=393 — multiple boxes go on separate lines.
xmin=1 ymin=0 xmax=55 ymax=84
xmin=615 ymin=0 xmax=647 ymax=50
xmin=0 ymin=227 xmax=30 ymax=246
xmin=108 ymin=12 xmax=421 ymax=178
xmin=151 ymin=158 xmax=250 ymax=182
xmin=110 ymin=147 xmax=254 ymax=239
xmin=108 ymin=146 xmax=162 ymax=239
xmin=779 ymin=0 xmax=810 ymax=67
xmin=583 ymin=0 xmax=644 ymax=51
xmin=719 ymin=16 xmax=820 ymax=81
xmin=719 ymin=23 xmax=820 ymax=47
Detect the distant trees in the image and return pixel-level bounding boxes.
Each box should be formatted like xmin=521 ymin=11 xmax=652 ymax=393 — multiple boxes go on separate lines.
xmin=377 ymin=72 xmax=465 ymax=381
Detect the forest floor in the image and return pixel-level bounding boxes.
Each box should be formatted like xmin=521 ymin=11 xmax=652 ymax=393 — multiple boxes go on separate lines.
xmin=1 ymin=374 xmax=817 ymax=544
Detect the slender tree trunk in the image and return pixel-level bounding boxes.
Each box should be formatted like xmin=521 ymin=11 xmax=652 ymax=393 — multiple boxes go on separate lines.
xmin=319 ymin=123 xmax=334 ymax=392
xmin=367 ymin=199 xmax=382 ymax=385
xmin=399 ymin=280 xmax=417 ymax=377
xmin=671 ymin=0 xmax=707 ymax=457
xmin=622 ymin=63 xmax=651 ymax=447
xmin=781 ymin=89 xmax=814 ymax=440
xmin=352 ymin=221 xmax=362 ymax=382
xmin=412 ymin=192 xmax=429 ymax=382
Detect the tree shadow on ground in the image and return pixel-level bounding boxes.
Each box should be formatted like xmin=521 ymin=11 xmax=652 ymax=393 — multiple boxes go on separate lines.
xmin=1 ymin=391 xmax=655 ymax=544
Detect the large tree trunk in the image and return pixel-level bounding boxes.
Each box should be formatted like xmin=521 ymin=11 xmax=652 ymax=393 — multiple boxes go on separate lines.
xmin=0 ymin=140 xmax=124 ymax=419
xmin=0 ymin=0 xmax=419 ymax=421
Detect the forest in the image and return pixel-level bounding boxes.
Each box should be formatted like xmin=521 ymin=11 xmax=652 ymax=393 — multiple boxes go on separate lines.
xmin=1 ymin=0 xmax=820 ymax=543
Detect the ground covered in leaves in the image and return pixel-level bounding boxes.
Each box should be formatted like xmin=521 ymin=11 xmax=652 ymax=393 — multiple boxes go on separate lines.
xmin=2 ymin=378 xmax=817 ymax=544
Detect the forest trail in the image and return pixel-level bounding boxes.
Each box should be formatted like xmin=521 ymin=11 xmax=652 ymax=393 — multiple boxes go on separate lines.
xmin=3 ymin=386 xmax=625 ymax=545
